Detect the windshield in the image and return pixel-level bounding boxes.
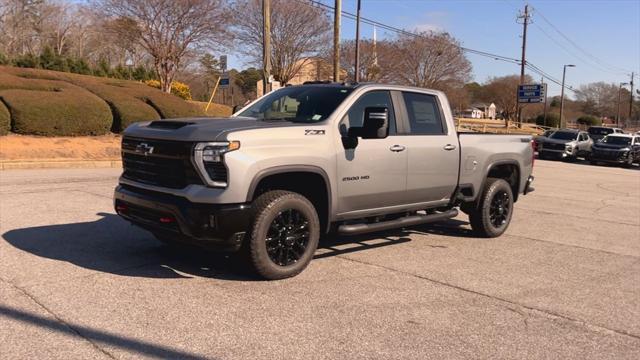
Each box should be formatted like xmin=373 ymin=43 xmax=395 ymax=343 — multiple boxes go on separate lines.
xmin=237 ymin=86 xmax=354 ymax=122
xmin=602 ymin=136 xmax=631 ymax=145
xmin=550 ymin=131 xmax=577 ymax=140
xmin=588 ymin=127 xmax=613 ymax=136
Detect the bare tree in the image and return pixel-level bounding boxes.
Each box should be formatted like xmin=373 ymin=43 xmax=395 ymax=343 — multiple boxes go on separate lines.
xmin=40 ymin=1 xmax=77 ymax=55
xmin=482 ymin=74 xmax=533 ymax=123
xmin=94 ymin=0 xmax=228 ymax=92
xmin=391 ymin=31 xmax=472 ymax=90
xmin=339 ymin=39 xmax=395 ymax=83
xmin=232 ymin=0 xmax=331 ymax=85
xmin=575 ymin=82 xmax=629 ymax=118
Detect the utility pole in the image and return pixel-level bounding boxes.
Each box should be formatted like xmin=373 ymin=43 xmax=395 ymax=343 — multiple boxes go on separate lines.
xmin=541 ymin=76 xmax=548 ymax=127
xmin=630 ymin=72 xmax=635 ymax=125
xmin=617 ymin=82 xmax=628 ymax=127
xmin=262 ymin=0 xmax=271 ymax=96
xmin=354 ymin=0 xmax=361 ymax=82
xmin=333 ymin=0 xmax=341 ymax=82
xmin=515 ymin=4 xmax=531 ymax=125
xmin=559 ymin=64 xmax=575 ymax=129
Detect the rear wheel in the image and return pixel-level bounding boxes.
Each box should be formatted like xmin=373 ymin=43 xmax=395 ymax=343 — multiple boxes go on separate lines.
xmin=245 ymin=191 xmax=320 ymax=280
xmin=468 ymin=178 xmax=514 ymax=238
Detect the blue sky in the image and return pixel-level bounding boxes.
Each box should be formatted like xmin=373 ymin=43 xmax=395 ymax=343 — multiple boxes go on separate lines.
xmin=228 ymin=0 xmax=640 ymax=98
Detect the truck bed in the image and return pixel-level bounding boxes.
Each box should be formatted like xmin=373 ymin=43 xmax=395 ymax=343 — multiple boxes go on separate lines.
xmin=458 ymin=133 xmax=534 ymax=197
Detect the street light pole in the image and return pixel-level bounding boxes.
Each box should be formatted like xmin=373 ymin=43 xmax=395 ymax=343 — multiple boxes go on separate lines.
xmin=617 ymin=82 xmax=628 ymax=127
xmin=559 ymin=64 xmax=575 ymax=129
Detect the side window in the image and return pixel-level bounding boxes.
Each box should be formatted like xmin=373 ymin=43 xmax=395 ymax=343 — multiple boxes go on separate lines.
xmin=340 ymin=91 xmax=396 ymax=135
xmin=401 ymin=92 xmax=446 ymax=135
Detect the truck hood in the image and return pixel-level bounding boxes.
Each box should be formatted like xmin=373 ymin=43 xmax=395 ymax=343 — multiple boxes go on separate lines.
xmin=123 ymin=117 xmax=307 ymax=142
xmin=593 ymin=143 xmax=630 ymax=150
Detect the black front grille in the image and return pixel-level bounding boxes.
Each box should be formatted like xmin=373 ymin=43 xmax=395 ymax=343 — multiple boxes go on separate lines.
xmin=593 ymin=150 xmax=623 ymax=160
xmin=121 ymin=137 xmax=203 ymax=189
xmin=544 ymin=143 xmax=565 ymax=151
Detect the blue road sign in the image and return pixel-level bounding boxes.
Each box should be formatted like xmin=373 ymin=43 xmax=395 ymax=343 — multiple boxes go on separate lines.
xmin=518 ymin=84 xmax=546 ymax=103
xmin=219 ymin=77 xmax=230 ymax=88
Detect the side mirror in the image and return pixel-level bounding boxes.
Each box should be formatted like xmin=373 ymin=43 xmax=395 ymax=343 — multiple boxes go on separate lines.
xmin=347 ymin=107 xmax=389 ymax=139
xmin=232 ymin=105 xmax=240 ymax=114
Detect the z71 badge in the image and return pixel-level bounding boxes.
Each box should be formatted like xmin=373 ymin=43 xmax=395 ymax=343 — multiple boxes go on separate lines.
xmin=305 ymin=129 xmax=325 ymax=135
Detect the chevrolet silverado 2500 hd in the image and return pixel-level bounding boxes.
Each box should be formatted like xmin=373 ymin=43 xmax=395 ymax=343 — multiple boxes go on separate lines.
xmin=114 ymin=83 xmax=535 ymax=279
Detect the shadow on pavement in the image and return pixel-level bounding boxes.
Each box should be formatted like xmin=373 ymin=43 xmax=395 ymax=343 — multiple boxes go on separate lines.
xmin=0 ymin=305 xmax=210 ymax=359
xmin=2 ymin=213 xmax=472 ymax=280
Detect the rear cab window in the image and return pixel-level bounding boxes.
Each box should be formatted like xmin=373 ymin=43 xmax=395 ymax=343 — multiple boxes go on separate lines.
xmin=400 ymin=92 xmax=447 ymax=135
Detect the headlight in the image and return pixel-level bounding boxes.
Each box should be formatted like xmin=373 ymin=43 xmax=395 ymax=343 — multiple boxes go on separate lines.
xmin=193 ymin=141 xmax=240 ymax=187
xmin=620 ymin=147 xmax=631 ymax=152
xmin=565 ymin=144 xmax=573 ymax=151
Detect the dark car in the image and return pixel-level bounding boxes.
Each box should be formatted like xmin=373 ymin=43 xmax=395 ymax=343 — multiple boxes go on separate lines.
xmin=538 ymin=129 xmax=592 ymax=161
xmin=533 ymin=129 xmax=556 ymax=151
xmin=587 ymin=126 xmax=624 ymax=143
xmin=590 ymin=134 xmax=640 ymax=168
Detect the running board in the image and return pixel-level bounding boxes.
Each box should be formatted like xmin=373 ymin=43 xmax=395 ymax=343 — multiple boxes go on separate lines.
xmin=337 ymin=209 xmax=459 ymax=236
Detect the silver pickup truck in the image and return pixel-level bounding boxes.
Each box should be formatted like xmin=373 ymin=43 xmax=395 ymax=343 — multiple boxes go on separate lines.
xmin=114 ymin=83 xmax=535 ymax=279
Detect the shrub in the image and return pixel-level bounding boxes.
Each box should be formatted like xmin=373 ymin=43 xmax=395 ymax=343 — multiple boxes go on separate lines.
xmin=0 ymin=100 xmax=10 ymax=135
xmin=2 ymin=88 xmax=112 ymax=136
xmin=145 ymin=80 xmax=193 ymax=100
xmin=535 ymin=113 xmax=560 ymax=128
xmin=576 ymin=115 xmax=602 ymax=126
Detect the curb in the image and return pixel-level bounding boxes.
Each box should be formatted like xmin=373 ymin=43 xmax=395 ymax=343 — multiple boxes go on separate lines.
xmin=0 ymin=159 xmax=122 ymax=170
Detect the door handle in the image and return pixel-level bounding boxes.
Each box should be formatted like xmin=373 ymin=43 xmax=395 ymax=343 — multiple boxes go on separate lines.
xmin=389 ymin=145 xmax=406 ymax=152
xmin=443 ymin=144 xmax=457 ymax=151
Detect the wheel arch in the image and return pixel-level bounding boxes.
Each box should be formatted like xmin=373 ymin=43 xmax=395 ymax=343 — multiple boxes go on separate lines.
xmin=482 ymin=160 xmax=521 ymax=203
xmin=247 ymin=165 xmax=333 ymax=233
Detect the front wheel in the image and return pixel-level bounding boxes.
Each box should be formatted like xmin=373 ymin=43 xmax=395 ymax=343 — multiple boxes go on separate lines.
xmin=468 ymin=178 xmax=514 ymax=238
xmin=245 ymin=191 xmax=320 ymax=280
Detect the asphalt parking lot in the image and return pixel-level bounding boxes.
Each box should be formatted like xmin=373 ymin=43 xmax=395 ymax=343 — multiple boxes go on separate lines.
xmin=1 ymin=160 xmax=639 ymax=359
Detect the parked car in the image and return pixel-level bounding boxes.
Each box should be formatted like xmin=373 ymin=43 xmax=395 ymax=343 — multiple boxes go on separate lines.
xmin=538 ymin=129 xmax=592 ymax=161
xmin=113 ymin=83 xmax=535 ymax=279
xmin=588 ymin=126 xmax=624 ymax=143
xmin=533 ymin=129 xmax=556 ymax=152
xmin=590 ymin=134 xmax=640 ymax=168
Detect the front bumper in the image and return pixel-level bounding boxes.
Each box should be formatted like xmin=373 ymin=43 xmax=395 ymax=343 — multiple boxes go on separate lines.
xmin=591 ymin=151 xmax=629 ymax=164
xmin=114 ymin=184 xmax=252 ymax=251
xmin=539 ymin=148 xmax=574 ymax=159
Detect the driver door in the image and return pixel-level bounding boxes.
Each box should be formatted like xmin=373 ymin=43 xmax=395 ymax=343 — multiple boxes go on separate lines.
xmin=336 ymin=90 xmax=408 ymax=216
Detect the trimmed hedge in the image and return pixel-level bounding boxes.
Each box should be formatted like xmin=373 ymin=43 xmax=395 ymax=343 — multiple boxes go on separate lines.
xmin=1 ymin=88 xmax=112 ymax=136
xmin=64 ymin=77 xmax=161 ymax=132
xmin=576 ymin=115 xmax=602 ymax=126
xmin=0 ymin=99 xmax=10 ymax=135
xmin=0 ymin=66 xmax=207 ymax=134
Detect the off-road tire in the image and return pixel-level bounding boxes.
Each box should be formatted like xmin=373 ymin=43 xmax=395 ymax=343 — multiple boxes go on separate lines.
xmin=468 ymin=178 xmax=514 ymax=238
xmin=245 ymin=190 xmax=320 ymax=280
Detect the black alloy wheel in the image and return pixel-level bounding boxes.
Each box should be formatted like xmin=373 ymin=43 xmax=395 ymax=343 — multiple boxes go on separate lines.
xmin=265 ymin=209 xmax=310 ymax=266
xmin=489 ymin=190 xmax=511 ymax=228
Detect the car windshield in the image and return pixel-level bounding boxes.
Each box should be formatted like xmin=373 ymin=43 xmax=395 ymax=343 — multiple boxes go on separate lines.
xmin=543 ymin=130 xmax=555 ymax=137
xmin=588 ymin=127 xmax=613 ymax=136
xmin=550 ymin=131 xmax=577 ymax=140
xmin=602 ymin=136 xmax=631 ymax=145
xmin=237 ymin=86 xmax=354 ymax=123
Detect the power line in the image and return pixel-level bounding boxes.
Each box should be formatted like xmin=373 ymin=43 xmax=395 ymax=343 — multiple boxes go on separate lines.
xmin=531 ymin=22 xmax=625 ymax=76
xmin=298 ymin=0 xmax=577 ymax=92
xmin=531 ymin=6 xmax=633 ymax=76
xmin=301 ymin=0 xmax=522 ymax=65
